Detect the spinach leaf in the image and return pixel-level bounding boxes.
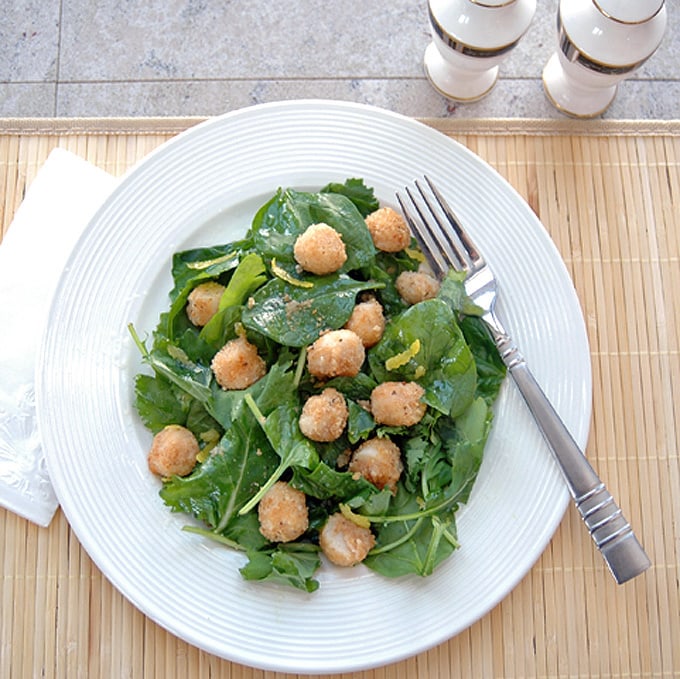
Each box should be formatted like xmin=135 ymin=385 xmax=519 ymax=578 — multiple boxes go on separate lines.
xmin=165 ymin=243 xmax=246 ymax=340
xmin=361 ymin=250 xmax=419 ymax=317
xmin=199 ymin=253 xmax=268 ymax=349
xmin=241 ymin=274 xmax=382 ymax=346
xmin=250 ymin=188 xmax=376 ymax=272
xmin=368 ymin=299 xmax=477 ymax=417
xmin=290 ymin=460 xmax=377 ymax=502
xmin=460 ymin=316 xmax=507 ymax=404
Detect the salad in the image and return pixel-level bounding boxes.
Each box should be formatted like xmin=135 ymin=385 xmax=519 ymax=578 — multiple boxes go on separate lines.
xmin=130 ymin=178 xmax=506 ymax=592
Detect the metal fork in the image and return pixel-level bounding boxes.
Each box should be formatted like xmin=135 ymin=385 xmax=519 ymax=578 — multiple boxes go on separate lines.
xmin=397 ymin=176 xmax=651 ymax=585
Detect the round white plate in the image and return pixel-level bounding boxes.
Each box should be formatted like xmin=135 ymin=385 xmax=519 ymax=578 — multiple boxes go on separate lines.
xmin=37 ymin=100 xmax=591 ymax=674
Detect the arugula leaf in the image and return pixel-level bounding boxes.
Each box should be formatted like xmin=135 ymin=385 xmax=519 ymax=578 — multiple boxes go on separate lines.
xmin=240 ymin=545 xmax=321 ymax=593
xmin=134 ymin=373 xmax=192 ymax=434
xmin=159 ymin=406 xmax=279 ymax=537
xmin=238 ymin=397 xmax=320 ymax=514
xmin=320 ymin=178 xmax=380 ymax=217
xmin=362 ymin=485 xmax=459 ymax=578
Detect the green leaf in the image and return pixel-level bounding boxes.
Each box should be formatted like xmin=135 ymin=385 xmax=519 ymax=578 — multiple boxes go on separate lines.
xmin=363 ymin=484 xmax=459 ymax=578
xmin=238 ymin=397 xmax=320 ymax=514
xmin=347 ymin=400 xmax=376 ymax=443
xmin=134 ymin=373 xmax=192 ymax=434
xmin=460 ymin=316 xmax=507 ymax=404
xmin=290 ymin=461 xmax=377 ymax=502
xmin=159 ymin=405 xmax=279 ymax=537
xmin=199 ymin=253 xmax=268 ymax=348
xmin=250 ymin=188 xmax=376 ymax=272
xmin=320 ymin=178 xmax=380 ymax=217
xmin=241 ymin=274 xmax=381 ymax=347
xmin=240 ymin=546 xmax=321 ymax=592
xmin=165 ymin=242 xmax=246 ymax=340
xmin=368 ymin=299 xmax=477 ymax=417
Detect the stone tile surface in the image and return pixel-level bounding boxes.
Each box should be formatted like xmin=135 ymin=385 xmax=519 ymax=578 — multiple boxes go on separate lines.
xmin=0 ymin=83 xmax=56 ymax=117
xmin=0 ymin=0 xmax=60 ymax=81
xmin=0 ymin=0 xmax=678 ymax=119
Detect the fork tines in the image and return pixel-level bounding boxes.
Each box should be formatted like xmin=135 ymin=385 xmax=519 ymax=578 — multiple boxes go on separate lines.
xmin=396 ymin=175 xmax=483 ymax=279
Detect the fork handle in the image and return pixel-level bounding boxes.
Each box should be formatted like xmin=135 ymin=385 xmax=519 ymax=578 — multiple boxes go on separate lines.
xmin=494 ymin=332 xmax=651 ymax=584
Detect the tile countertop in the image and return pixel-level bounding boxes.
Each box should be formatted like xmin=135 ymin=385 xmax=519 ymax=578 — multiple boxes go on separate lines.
xmin=1 ymin=0 xmax=678 ymax=120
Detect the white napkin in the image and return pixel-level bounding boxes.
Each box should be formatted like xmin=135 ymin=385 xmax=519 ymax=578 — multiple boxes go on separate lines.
xmin=0 ymin=148 xmax=118 ymax=527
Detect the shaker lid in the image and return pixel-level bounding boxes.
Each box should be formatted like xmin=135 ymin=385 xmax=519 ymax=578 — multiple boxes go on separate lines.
xmin=593 ymin=0 xmax=664 ymax=24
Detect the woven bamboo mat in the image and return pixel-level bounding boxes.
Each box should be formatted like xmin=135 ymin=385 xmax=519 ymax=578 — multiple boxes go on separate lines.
xmin=1 ymin=117 xmax=679 ymax=678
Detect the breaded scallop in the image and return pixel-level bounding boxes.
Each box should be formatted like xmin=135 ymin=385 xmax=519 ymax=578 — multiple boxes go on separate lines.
xmin=344 ymin=297 xmax=385 ymax=348
xmin=395 ymin=270 xmax=440 ymax=305
xmin=306 ymin=329 xmax=365 ymax=379
xmin=186 ymin=281 xmax=225 ymax=327
xmin=364 ymin=207 xmax=411 ymax=253
xmin=148 ymin=424 xmax=200 ymax=477
xmin=318 ymin=513 xmax=375 ymax=567
xmin=211 ymin=336 xmax=266 ymax=390
xmin=258 ymin=481 xmax=309 ymax=543
xmin=349 ymin=437 xmax=403 ymax=493
xmin=293 ymin=222 xmax=347 ymax=275
xmin=370 ymin=381 xmax=427 ymax=427
xmin=299 ymin=387 xmax=348 ymax=442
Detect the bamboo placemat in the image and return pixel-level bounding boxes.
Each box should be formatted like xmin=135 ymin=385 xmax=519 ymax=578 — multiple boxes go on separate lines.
xmin=1 ymin=117 xmax=679 ymax=678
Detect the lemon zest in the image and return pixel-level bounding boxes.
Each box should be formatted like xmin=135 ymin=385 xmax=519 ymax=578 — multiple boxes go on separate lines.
xmin=385 ymin=339 xmax=421 ymax=371
xmin=271 ymin=257 xmax=314 ymax=288
xmin=404 ymin=247 xmax=425 ymax=263
xmin=186 ymin=252 xmax=236 ymax=270
xmin=166 ymin=344 xmax=191 ymax=365
xmin=197 ymin=429 xmax=221 ymax=463
xmin=339 ymin=503 xmax=371 ymax=529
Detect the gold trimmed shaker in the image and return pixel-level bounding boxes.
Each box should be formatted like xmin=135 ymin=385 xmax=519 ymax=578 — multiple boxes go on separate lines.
xmin=542 ymin=0 xmax=667 ymax=118
xmin=424 ymin=0 xmax=537 ymax=103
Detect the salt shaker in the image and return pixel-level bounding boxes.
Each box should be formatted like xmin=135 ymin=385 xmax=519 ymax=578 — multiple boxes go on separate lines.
xmin=542 ymin=0 xmax=667 ymax=118
xmin=424 ymin=0 xmax=537 ymax=103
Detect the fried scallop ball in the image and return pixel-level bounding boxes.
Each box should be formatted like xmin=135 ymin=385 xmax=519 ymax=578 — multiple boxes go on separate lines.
xmin=395 ymin=270 xmax=441 ymax=305
xmin=186 ymin=281 xmax=225 ymax=327
xmin=349 ymin=437 xmax=403 ymax=493
xmin=370 ymin=381 xmax=427 ymax=427
xmin=211 ymin=336 xmax=266 ymax=390
xmin=147 ymin=424 xmax=200 ymax=478
xmin=364 ymin=207 xmax=411 ymax=253
xmin=293 ymin=222 xmax=347 ymax=275
xmin=319 ymin=513 xmax=376 ymax=567
xmin=258 ymin=481 xmax=309 ymax=543
xmin=299 ymin=387 xmax=348 ymax=442
xmin=344 ymin=298 xmax=385 ymax=348
xmin=306 ymin=329 xmax=365 ymax=379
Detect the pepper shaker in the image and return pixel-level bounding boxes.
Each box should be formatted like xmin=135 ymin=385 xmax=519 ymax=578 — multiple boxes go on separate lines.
xmin=424 ymin=0 xmax=537 ymax=103
xmin=542 ymin=0 xmax=667 ymax=118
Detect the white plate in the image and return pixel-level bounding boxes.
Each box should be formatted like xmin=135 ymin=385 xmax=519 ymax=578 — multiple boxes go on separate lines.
xmin=37 ymin=100 xmax=591 ymax=674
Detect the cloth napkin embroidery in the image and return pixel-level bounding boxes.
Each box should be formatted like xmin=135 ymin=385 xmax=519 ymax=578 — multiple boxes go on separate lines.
xmin=0 ymin=148 xmax=117 ymax=527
